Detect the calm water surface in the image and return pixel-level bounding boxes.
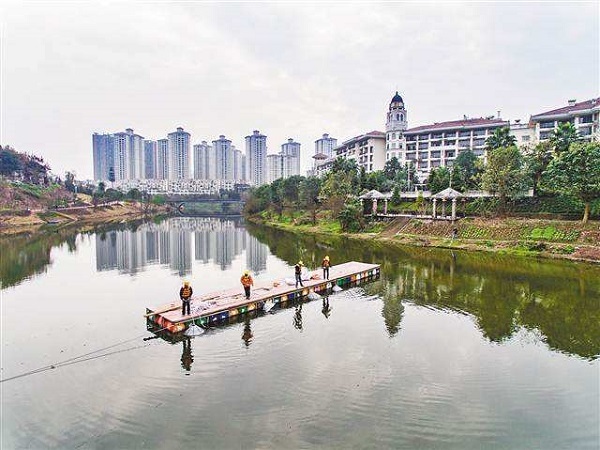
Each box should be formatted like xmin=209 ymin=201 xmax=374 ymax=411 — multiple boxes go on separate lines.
xmin=1 ymin=217 xmax=599 ymax=449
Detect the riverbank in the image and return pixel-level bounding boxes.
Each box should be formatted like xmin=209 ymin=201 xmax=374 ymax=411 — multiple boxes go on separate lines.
xmin=0 ymin=202 xmax=170 ymax=236
xmin=246 ymin=214 xmax=600 ymax=264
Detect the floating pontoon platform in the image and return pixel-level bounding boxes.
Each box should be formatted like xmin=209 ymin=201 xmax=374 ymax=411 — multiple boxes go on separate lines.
xmin=146 ymin=261 xmax=380 ymax=334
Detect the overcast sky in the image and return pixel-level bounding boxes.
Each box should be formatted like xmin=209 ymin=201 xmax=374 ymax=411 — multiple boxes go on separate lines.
xmin=1 ymin=1 xmax=598 ymax=179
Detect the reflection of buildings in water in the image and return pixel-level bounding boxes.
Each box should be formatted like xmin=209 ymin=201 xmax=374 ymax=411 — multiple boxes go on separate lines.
xmin=95 ymin=217 xmax=249 ymax=275
xmin=169 ymin=228 xmax=192 ymax=276
xmin=246 ymin=234 xmax=268 ymax=274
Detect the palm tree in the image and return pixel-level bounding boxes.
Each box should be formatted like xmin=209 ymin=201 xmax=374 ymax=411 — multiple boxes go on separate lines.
xmin=485 ymin=127 xmax=517 ymax=150
xmin=549 ymin=122 xmax=580 ymax=155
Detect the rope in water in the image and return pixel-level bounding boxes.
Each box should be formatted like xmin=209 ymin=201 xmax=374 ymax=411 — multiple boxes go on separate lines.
xmin=0 ymin=316 xmax=204 ymax=384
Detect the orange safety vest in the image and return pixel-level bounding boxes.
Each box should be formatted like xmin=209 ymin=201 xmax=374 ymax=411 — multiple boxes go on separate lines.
xmin=180 ymin=285 xmax=192 ymax=299
xmin=241 ymin=275 xmax=254 ymax=287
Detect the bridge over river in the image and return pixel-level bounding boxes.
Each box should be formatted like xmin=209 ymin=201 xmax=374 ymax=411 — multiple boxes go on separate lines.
xmin=164 ymin=195 xmax=245 ymax=216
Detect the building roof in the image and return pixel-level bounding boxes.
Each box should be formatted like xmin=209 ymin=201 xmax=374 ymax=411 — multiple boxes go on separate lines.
xmin=339 ymin=130 xmax=386 ymax=147
xmin=359 ymin=190 xmax=390 ymax=200
xmin=391 ymin=91 xmax=404 ymax=104
xmin=312 ymin=153 xmax=329 ymax=159
xmin=405 ymin=118 xmax=509 ymax=134
xmin=531 ymin=98 xmax=600 ymax=120
xmin=432 ymin=187 xmax=462 ymax=199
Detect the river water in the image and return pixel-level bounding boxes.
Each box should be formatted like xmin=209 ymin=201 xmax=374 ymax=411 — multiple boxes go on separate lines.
xmin=1 ymin=217 xmax=599 ymax=449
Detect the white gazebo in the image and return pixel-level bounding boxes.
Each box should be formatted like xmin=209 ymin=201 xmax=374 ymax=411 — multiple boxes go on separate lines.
xmin=358 ymin=190 xmax=392 ymax=215
xmin=431 ymin=187 xmax=462 ymax=220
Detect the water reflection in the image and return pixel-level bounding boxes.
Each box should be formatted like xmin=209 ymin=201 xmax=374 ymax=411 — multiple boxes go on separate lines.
xmin=248 ymin=224 xmax=600 ymax=360
xmin=180 ymin=337 xmax=194 ymax=373
xmin=96 ymin=218 xmax=268 ymax=275
xmin=242 ymin=318 xmax=253 ymax=347
xmin=2 ymin=217 xmax=599 ymax=361
xmin=321 ymin=296 xmax=331 ymax=319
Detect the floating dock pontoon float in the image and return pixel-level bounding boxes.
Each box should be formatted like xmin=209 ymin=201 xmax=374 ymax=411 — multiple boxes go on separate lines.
xmin=146 ymin=261 xmax=380 ymax=334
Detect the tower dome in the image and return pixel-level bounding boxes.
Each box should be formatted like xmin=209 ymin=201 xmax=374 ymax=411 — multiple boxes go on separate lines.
xmin=390 ymin=91 xmax=404 ymax=105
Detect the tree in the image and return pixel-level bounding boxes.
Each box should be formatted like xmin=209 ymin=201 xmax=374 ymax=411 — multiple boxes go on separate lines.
xmin=427 ymin=167 xmax=450 ymax=194
xmin=481 ymin=146 xmax=529 ymax=214
xmin=549 ymin=122 xmax=580 ymax=155
xmin=281 ymin=175 xmax=304 ymax=210
xmin=299 ymin=176 xmax=322 ymax=224
xmin=126 ymin=188 xmax=141 ymax=201
xmin=541 ymin=142 xmax=600 ymax=223
xmin=97 ymin=182 xmax=106 ymax=195
xmin=383 ymin=157 xmax=401 ymax=180
xmin=452 ymin=149 xmax=480 ymax=191
xmin=108 ymin=166 xmax=116 ymax=187
xmin=523 ymin=141 xmax=553 ymax=196
xmin=338 ymin=198 xmax=365 ymax=232
xmin=485 ymin=127 xmax=516 ymax=150
xmin=65 ymin=171 xmax=76 ymax=192
xmin=321 ymin=169 xmax=354 ymax=217
xmin=270 ymin=178 xmax=285 ymax=217
xmin=0 ymin=146 xmax=23 ymax=177
xmin=391 ymin=186 xmax=401 ymax=206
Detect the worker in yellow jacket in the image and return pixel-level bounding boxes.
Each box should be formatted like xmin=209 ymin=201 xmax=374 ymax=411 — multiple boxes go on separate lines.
xmin=241 ymin=270 xmax=254 ymax=300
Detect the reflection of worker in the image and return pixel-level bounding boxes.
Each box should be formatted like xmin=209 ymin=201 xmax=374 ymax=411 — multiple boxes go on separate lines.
xmin=240 ymin=270 xmax=254 ymax=300
xmin=293 ymin=304 xmax=303 ymax=331
xmin=321 ymin=296 xmax=331 ymax=319
xmin=181 ymin=337 xmax=193 ymax=372
xmin=295 ymin=261 xmax=304 ymax=288
xmin=179 ymin=280 xmax=193 ymax=316
xmin=242 ymin=318 xmax=253 ymax=347
xmin=322 ymin=255 xmax=331 ymax=280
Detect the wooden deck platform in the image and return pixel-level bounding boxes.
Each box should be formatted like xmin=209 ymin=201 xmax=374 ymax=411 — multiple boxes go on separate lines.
xmin=146 ymin=261 xmax=380 ymax=333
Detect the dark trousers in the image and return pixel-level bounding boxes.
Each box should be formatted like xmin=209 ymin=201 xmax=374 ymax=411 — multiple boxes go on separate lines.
xmin=295 ymin=273 xmax=303 ymax=288
xmin=323 ymin=267 xmax=329 ymax=280
xmin=182 ymin=299 xmax=191 ymax=315
xmin=244 ymin=286 xmax=251 ymax=299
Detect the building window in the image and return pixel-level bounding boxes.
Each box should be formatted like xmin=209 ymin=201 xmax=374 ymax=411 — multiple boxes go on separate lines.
xmin=431 ymin=151 xmax=441 ymax=158
xmin=459 ymin=131 xmax=471 ymax=138
xmin=445 ymin=140 xmax=456 ymax=146
xmin=418 ymin=143 xmax=429 ymax=150
xmin=521 ymin=135 xmax=530 ymax=142
xmin=540 ymin=121 xmax=555 ymax=129
xmin=580 ymin=115 xmax=593 ymax=124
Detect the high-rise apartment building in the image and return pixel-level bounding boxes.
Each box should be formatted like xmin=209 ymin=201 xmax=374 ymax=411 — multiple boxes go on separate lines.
xmin=92 ymin=133 xmax=114 ymax=181
xmin=314 ymin=133 xmax=337 ymax=158
xmin=157 ymin=139 xmax=169 ymax=180
xmin=113 ymin=128 xmax=144 ymax=181
xmin=245 ymin=130 xmax=267 ymax=186
xmin=213 ymin=135 xmax=234 ymax=181
xmin=233 ymin=146 xmax=244 ymax=181
xmin=193 ymin=141 xmax=213 ymax=180
xmin=144 ymin=140 xmax=157 ymax=179
xmin=281 ymin=138 xmax=301 ymax=177
xmin=168 ymin=127 xmax=191 ymax=180
xmin=266 ymin=153 xmax=283 ymax=183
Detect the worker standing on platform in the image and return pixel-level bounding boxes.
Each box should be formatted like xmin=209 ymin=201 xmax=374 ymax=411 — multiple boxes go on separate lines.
xmin=179 ymin=280 xmax=193 ymax=316
xmin=241 ymin=270 xmax=254 ymax=300
xmin=322 ymin=255 xmax=331 ymax=280
xmin=295 ymin=261 xmax=304 ymax=288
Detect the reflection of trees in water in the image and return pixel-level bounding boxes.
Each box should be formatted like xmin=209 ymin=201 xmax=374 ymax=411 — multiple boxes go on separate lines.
xmin=248 ymin=224 xmax=600 ymax=360
xmin=0 ymin=218 xmax=151 ymax=288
